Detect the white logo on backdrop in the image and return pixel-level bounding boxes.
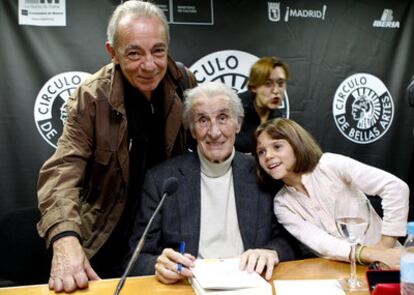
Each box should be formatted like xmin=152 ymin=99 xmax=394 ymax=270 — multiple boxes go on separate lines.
xmin=267 ymin=2 xmax=327 ymax=22
xmin=18 ymin=0 xmax=66 ymax=27
xmin=268 ymin=2 xmax=281 ymax=22
xmin=190 ymin=49 xmax=289 ymax=117
xmin=34 ymin=71 xmax=91 ymax=148
xmin=332 ymin=73 xmax=394 ymax=144
xmin=190 ymin=50 xmax=256 ymax=93
xmin=372 ymin=9 xmax=400 ymax=28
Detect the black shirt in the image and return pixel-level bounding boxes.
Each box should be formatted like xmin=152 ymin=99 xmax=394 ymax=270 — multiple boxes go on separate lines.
xmin=121 ymin=76 xmax=166 ymax=239
xmin=92 ymin=77 xmax=166 ymax=277
xmin=235 ymin=90 xmax=283 ymax=154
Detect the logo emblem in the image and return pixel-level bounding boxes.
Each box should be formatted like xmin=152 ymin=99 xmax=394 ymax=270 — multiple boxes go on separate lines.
xmin=190 ymin=50 xmax=290 ymax=117
xmin=271 ymin=3 xmax=327 ymax=23
xmin=34 ymin=71 xmax=91 ymax=148
xmin=333 ymin=73 xmax=394 ymax=144
xmin=372 ymin=9 xmax=400 ymax=28
xmin=268 ymin=2 xmax=281 ymax=22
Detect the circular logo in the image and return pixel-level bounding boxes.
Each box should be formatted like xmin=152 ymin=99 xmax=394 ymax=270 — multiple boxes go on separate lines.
xmin=34 ymin=71 xmax=91 ymax=148
xmin=190 ymin=50 xmax=290 ymax=118
xmin=333 ymin=73 xmax=394 ymax=144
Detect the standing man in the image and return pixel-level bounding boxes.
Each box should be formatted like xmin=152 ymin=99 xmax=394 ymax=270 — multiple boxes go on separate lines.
xmin=36 ymin=1 xmax=196 ymax=292
xmin=129 ymin=81 xmax=295 ymax=283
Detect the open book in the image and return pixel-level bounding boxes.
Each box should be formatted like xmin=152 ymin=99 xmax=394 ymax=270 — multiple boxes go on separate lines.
xmin=189 ymin=258 xmax=272 ymax=295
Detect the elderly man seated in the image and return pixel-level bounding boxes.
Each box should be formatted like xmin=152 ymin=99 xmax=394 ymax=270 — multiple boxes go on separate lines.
xmin=128 ymin=81 xmax=295 ymax=284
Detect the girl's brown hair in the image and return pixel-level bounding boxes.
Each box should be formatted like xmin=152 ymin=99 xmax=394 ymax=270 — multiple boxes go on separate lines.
xmin=254 ymin=118 xmax=322 ymax=188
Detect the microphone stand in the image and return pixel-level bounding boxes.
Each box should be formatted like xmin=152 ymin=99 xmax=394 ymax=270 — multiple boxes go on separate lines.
xmin=113 ymin=191 xmax=169 ymax=295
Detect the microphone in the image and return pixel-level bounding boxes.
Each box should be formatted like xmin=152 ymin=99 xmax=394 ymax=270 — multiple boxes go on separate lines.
xmin=114 ymin=176 xmax=179 ymax=295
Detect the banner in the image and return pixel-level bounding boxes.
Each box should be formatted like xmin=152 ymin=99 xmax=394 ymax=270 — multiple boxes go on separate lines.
xmin=1 ymin=0 xmax=413 ymax=219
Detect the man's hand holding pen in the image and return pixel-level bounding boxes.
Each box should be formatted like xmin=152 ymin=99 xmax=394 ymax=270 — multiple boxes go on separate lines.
xmin=154 ymin=243 xmax=195 ymax=284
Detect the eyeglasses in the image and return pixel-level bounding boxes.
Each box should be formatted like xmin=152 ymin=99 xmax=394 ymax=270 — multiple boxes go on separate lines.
xmin=263 ymin=79 xmax=286 ymax=89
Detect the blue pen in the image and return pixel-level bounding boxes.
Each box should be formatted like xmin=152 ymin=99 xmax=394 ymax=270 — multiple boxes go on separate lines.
xmin=177 ymin=240 xmax=186 ymax=273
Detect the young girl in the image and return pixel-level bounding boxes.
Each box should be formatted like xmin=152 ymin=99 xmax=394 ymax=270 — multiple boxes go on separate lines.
xmin=254 ymin=118 xmax=409 ymax=268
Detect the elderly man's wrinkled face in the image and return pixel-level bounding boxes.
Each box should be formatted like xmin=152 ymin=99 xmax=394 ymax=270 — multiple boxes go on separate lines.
xmin=191 ymin=95 xmax=241 ymax=163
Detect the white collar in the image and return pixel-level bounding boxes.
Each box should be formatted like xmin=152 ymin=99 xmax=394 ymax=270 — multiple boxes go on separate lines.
xmin=197 ymin=146 xmax=235 ymax=178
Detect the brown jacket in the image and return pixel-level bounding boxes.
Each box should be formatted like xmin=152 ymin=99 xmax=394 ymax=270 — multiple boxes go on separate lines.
xmin=37 ymin=58 xmax=196 ymax=258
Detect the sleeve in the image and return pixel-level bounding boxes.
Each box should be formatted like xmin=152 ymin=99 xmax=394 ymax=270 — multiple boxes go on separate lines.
xmin=185 ymin=66 xmax=198 ymax=89
xmin=129 ymin=169 xmax=163 ymax=276
xmin=325 ymin=153 xmax=410 ymax=237
xmin=36 ymin=87 xmax=95 ymax=247
xmin=262 ymin=204 xmax=296 ymax=262
xmin=274 ymin=195 xmax=351 ymax=262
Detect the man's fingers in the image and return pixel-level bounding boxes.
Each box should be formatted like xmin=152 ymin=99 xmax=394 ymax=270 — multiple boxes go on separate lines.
xmin=167 ymin=249 xmax=194 ymax=268
xmin=155 ymin=262 xmax=182 ymax=284
xmin=159 ymin=249 xmax=194 ymax=271
xmin=177 ymin=264 xmax=193 ymax=277
xmin=183 ymin=253 xmax=196 ymax=261
xmin=239 ymin=252 xmax=248 ymax=270
xmin=84 ymin=260 xmax=100 ymax=280
xmin=155 ymin=268 xmax=181 ymax=284
xmin=48 ymin=278 xmax=54 ymax=291
xmin=155 ymin=248 xmax=195 ymax=284
xmin=239 ymin=249 xmax=279 ymax=280
xmin=156 ymin=257 xmax=192 ymax=277
xmin=265 ymin=258 xmax=275 ymax=280
xmin=74 ymin=271 xmax=89 ymax=290
xmin=49 ymin=277 xmax=63 ymax=292
xmin=246 ymin=253 xmax=258 ymax=273
xmin=62 ymin=275 xmax=77 ymax=293
xmin=254 ymin=255 xmax=267 ymax=274
xmin=157 ymin=253 xmax=180 ymax=272
xmin=48 ymin=237 xmax=96 ymax=291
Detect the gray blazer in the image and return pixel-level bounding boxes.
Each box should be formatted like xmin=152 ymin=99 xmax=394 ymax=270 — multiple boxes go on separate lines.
xmin=129 ymin=151 xmax=295 ymax=275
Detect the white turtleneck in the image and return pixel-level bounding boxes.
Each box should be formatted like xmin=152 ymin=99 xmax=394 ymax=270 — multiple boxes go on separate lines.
xmin=197 ymin=147 xmax=244 ymax=259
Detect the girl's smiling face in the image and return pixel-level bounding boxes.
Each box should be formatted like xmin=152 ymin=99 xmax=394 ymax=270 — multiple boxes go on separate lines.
xmin=256 ymin=132 xmax=296 ymax=181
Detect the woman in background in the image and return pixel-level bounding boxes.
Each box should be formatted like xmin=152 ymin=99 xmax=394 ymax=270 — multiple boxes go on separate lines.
xmin=254 ymin=118 xmax=409 ymax=268
xmin=235 ymin=57 xmax=288 ymax=153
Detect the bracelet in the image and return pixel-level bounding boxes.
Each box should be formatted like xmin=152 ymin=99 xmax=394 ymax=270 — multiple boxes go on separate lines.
xmin=356 ymin=245 xmax=367 ymax=265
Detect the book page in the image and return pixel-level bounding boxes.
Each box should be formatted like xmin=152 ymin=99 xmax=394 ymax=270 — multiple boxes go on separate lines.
xmin=191 ymin=258 xmax=269 ymax=290
xmin=273 ymin=279 xmax=346 ymax=295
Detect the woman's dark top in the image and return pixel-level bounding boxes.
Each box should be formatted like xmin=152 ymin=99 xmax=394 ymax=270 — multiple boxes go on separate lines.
xmin=235 ymin=90 xmax=282 ymax=153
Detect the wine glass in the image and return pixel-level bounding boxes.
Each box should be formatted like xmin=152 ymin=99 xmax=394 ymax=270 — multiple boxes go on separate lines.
xmin=334 ymin=196 xmax=370 ymax=291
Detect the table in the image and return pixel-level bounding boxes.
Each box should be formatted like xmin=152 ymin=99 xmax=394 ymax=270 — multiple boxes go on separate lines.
xmin=273 ymin=258 xmax=369 ymax=295
xmin=0 ymin=258 xmax=369 ymax=295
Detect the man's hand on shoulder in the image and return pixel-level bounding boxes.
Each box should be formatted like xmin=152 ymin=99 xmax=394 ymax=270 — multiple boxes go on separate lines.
xmin=50 ymin=236 xmax=100 ymax=292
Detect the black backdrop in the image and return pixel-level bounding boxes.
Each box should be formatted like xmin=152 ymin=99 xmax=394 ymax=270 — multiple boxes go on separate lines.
xmin=1 ymin=0 xmax=413 ymax=219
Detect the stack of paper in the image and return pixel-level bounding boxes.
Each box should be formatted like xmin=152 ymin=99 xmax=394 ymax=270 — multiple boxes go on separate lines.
xmin=273 ymin=279 xmax=346 ymax=295
xmin=190 ymin=258 xmax=272 ymax=295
